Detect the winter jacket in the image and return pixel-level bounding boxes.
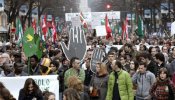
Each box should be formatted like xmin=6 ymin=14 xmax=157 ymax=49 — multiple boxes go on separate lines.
xmin=106 ymin=70 xmax=134 ymax=100
xmin=132 ymin=71 xmax=156 ymax=99
xmin=64 ymin=68 xmax=85 ymax=87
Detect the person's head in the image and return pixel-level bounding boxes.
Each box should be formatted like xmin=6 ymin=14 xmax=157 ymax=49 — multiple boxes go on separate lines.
xmin=138 ymin=62 xmax=147 ymax=74
xmin=159 ymin=67 xmax=169 ymax=80
xmin=107 ymin=52 xmax=115 ymax=63
xmin=14 ymin=62 xmax=23 ymax=74
xmin=96 ymin=62 xmax=108 ymax=76
xmin=155 ymin=53 xmax=165 ymax=63
xmin=150 ymin=47 xmax=157 ymax=57
xmin=13 ymin=52 xmax=21 ymax=63
xmin=50 ymin=60 xmax=59 ymax=72
xmin=67 ymin=76 xmax=83 ymax=92
xmin=118 ymin=49 xmax=125 ymax=57
xmin=172 ymin=47 xmax=175 ymax=56
xmin=70 ymin=57 xmax=80 ymax=69
xmin=162 ymin=46 xmax=168 ymax=54
xmin=63 ymin=88 xmax=80 ymax=100
xmin=130 ymin=60 xmax=139 ymax=71
xmin=124 ymin=43 xmax=132 ymax=53
xmin=111 ymin=60 xmax=123 ymax=71
xmin=85 ymin=58 xmax=91 ymax=68
xmin=119 ymin=55 xmax=126 ymax=65
xmin=62 ymin=58 xmax=69 ymax=66
xmin=1 ymin=88 xmax=14 ymax=100
xmin=23 ymin=78 xmax=40 ymax=94
xmin=43 ymin=91 xmax=55 ymax=100
xmin=30 ymin=55 xmax=39 ymax=68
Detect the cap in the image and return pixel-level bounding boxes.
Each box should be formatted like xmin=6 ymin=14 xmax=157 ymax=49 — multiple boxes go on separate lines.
xmin=40 ymin=58 xmax=51 ymax=67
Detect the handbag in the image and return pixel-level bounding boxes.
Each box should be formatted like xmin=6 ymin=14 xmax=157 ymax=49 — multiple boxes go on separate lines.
xmin=89 ymin=87 xmax=100 ymax=98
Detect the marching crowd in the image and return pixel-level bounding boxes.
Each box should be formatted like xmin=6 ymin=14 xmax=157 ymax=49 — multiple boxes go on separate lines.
xmin=0 ymin=29 xmax=175 ymax=100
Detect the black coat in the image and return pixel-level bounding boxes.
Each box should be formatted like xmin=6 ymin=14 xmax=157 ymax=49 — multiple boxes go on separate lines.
xmin=18 ymin=89 xmax=43 ymax=100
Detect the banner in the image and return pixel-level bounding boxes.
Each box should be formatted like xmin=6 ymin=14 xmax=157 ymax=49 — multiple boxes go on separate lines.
xmin=0 ymin=75 xmax=59 ymax=100
xmin=95 ymin=25 xmax=106 ymax=36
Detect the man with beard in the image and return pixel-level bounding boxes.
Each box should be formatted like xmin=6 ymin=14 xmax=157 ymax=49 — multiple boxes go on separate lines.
xmin=7 ymin=62 xmax=28 ymax=77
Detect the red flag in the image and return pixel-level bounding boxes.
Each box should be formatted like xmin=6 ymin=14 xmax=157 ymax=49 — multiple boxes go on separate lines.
xmin=42 ymin=15 xmax=47 ymax=39
xmin=32 ymin=18 xmax=36 ymax=34
xmin=80 ymin=12 xmax=88 ymax=28
xmin=105 ymin=14 xmax=112 ymax=39
xmin=122 ymin=17 xmax=128 ymax=40
xmin=52 ymin=18 xmax=57 ymax=42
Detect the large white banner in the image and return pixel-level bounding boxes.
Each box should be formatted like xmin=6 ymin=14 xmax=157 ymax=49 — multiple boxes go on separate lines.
xmin=0 ymin=75 xmax=59 ymax=100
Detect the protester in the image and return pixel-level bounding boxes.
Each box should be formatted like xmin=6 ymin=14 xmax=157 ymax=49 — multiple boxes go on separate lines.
xmin=132 ymin=62 xmax=156 ymax=100
xmin=64 ymin=57 xmax=85 ymax=87
xmin=63 ymin=88 xmax=80 ymax=100
xmin=43 ymin=91 xmax=55 ymax=100
xmin=67 ymin=76 xmax=89 ymax=100
xmin=18 ymin=78 xmax=43 ymax=100
xmin=106 ymin=60 xmax=134 ymax=100
xmin=150 ymin=67 xmax=175 ymax=100
xmin=89 ymin=62 xmax=108 ymax=100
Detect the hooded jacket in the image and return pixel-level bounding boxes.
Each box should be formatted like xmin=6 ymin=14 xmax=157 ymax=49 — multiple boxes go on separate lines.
xmin=132 ymin=71 xmax=156 ymax=99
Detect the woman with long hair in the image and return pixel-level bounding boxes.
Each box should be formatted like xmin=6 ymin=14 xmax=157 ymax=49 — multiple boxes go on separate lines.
xmin=18 ymin=78 xmax=43 ymax=100
xmin=67 ymin=76 xmax=89 ymax=100
xmin=63 ymin=88 xmax=80 ymax=100
xmin=89 ymin=62 xmax=109 ymax=100
xmin=150 ymin=68 xmax=175 ymax=100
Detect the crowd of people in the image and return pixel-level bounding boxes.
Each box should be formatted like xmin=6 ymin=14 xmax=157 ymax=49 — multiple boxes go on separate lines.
xmin=1 ymin=25 xmax=175 ymax=100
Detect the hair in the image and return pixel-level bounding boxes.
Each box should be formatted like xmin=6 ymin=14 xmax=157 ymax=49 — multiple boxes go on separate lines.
xmin=30 ymin=55 xmax=39 ymax=62
xmin=139 ymin=52 xmax=152 ymax=60
xmin=125 ymin=43 xmax=132 ymax=49
xmin=0 ymin=82 xmax=5 ymax=95
xmin=96 ymin=62 xmax=108 ymax=76
xmin=43 ymin=91 xmax=55 ymax=100
xmin=148 ymin=46 xmax=153 ymax=54
xmin=130 ymin=60 xmax=139 ymax=71
xmin=158 ymin=67 xmax=169 ymax=79
xmin=23 ymin=78 xmax=41 ymax=95
xmin=115 ymin=60 xmax=123 ymax=69
xmin=67 ymin=76 xmax=83 ymax=92
xmin=107 ymin=52 xmax=115 ymax=56
xmin=138 ymin=62 xmax=147 ymax=68
xmin=118 ymin=49 xmax=125 ymax=57
xmin=1 ymin=88 xmax=15 ymax=100
xmin=69 ymin=57 xmax=79 ymax=68
xmin=155 ymin=53 xmax=165 ymax=62
xmin=63 ymin=88 xmax=80 ymax=100
xmin=50 ymin=60 xmax=60 ymax=69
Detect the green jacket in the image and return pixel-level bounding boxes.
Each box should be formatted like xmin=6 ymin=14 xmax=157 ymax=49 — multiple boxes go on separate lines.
xmin=64 ymin=68 xmax=85 ymax=87
xmin=106 ymin=70 xmax=134 ymax=100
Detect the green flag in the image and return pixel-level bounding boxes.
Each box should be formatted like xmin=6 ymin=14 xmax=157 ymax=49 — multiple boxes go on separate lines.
xmin=137 ymin=15 xmax=144 ymax=38
xmin=23 ymin=27 xmax=37 ymax=57
xmin=16 ymin=18 xmax=23 ymax=42
xmin=35 ymin=34 xmax=43 ymax=59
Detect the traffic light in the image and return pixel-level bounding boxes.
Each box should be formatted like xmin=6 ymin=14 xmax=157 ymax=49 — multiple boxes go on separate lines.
xmin=106 ymin=4 xmax=111 ymax=9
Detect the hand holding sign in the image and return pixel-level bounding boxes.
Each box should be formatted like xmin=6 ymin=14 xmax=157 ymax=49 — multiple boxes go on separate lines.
xmin=61 ymin=27 xmax=87 ymax=61
xmin=90 ymin=48 xmax=105 ymax=73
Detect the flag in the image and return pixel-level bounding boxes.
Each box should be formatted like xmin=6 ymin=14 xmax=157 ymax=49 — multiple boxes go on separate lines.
xmin=23 ymin=27 xmax=37 ymax=57
xmin=52 ymin=18 xmax=57 ymax=42
xmin=80 ymin=12 xmax=88 ymax=28
xmin=137 ymin=15 xmax=144 ymax=38
xmin=32 ymin=18 xmax=36 ymax=34
xmin=35 ymin=34 xmax=43 ymax=59
xmin=16 ymin=18 xmax=23 ymax=42
xmin=42 ymin=15 xmax=47 ymax=39
xmin=121 ymin=17 xmax=129 ymax=40
xmin=105 ymin=14 xmax=112 ymax=39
